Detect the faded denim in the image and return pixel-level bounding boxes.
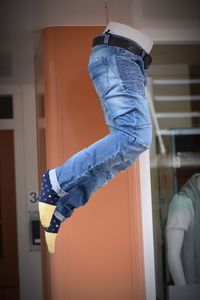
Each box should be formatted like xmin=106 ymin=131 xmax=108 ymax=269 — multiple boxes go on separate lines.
xmin=50 ymin=42 xmax=152 ymax=221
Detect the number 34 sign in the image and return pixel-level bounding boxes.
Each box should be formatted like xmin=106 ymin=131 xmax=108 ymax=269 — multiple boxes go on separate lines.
xmin=28 ymin=191 xmax=39 ymax=204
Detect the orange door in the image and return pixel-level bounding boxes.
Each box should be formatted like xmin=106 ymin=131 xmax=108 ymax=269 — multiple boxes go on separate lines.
xmin=35 ymin=26 xmax=145 ymax=300
xmin=0 ymin=130 xmax=19 ymax=299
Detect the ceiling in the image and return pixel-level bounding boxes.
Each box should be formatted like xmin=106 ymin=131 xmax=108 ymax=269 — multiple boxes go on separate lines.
xmin=0 ymin=0 xmax=199 ymax=84
xmin=143 ymin=0 xmax=200 ymax=20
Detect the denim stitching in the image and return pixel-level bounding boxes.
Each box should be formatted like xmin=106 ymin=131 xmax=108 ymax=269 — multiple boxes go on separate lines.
xmin=62 ymin=134 xmax=137 ymax=191
xmin=115 ymin=55 xmax=145 ymax=96
xmin=88 ymin=57 xmax=110 ymax=99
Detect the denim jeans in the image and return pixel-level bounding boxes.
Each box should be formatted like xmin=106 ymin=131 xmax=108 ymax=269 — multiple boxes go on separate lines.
xmin=50 ymin=42 xmax=152 ymax=221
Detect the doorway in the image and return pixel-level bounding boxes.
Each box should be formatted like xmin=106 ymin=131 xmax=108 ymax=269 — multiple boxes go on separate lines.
xmin=0 ymin=129 xmax=19 ymax=299
xmin=0 ymin=93 xmax=20 ymax=299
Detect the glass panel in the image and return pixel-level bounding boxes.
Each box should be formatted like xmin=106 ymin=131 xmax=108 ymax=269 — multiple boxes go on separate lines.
xmin=148 ymin=45 xmax=200 ymax=300
xmin=0 ymin=95 xmax=13 ymax=119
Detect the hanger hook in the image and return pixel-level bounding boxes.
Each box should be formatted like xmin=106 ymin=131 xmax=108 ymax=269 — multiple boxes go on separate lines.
xmin=105 ymin=1 xmax=109 ymax=25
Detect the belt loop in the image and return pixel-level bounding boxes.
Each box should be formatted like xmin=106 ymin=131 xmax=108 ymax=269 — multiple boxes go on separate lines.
xmin=104 ymin=30 xmax=111 ymax=44
xmin=141 ymin=49 xmax=146 ymax=58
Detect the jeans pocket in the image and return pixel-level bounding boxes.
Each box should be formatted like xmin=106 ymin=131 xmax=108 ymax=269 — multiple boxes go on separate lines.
xmin=116 ymin=55 xmax=146 ymax=95
xmin=88 ymin=57 xmax=109 ymax=98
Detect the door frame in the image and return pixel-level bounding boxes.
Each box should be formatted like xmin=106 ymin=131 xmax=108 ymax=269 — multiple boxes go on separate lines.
xmin=0 ymin=85 xmax=27 ymax=300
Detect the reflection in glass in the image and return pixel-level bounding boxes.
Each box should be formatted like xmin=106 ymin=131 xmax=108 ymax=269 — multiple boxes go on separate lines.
xmin=166 ymin=173 xmax=200 ymax=285
xmin=148 ymin=45 xmax=200 ymax=300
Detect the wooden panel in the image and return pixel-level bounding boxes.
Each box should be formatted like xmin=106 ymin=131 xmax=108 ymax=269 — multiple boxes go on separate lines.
xmin=35 ymin=26 xmax=145 ymax=300
xmin=0 ymin=130 xmax=19 ymax=300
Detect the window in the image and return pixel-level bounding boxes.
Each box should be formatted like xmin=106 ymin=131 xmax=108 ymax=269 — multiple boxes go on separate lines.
xmin=0 ymin=95 xmax=13 ymax=119
xmin=148 ymin=44 xmax=200 ymax=300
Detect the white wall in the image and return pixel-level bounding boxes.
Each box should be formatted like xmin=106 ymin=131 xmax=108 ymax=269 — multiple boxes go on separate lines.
xmin=21 ymin=84 xmax=43 ymax=300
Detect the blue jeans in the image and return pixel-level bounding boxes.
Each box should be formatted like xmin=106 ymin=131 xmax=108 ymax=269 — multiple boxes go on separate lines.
xmin=50 ymin=43 xmax=152 ymax=221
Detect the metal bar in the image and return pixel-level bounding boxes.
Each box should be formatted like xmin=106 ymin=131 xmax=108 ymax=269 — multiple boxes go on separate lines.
xmin=154 ymin=95 xmax=200 ymax=101
xmin=156 ymin=112 xmax=200 ymax=118
xmin=146 ymin=79 xmax=166 ymax=155
xmin=153 ymin=79 xmax=200 ymax=85
xmin=158 ymin=128 xmax=200 ymax=135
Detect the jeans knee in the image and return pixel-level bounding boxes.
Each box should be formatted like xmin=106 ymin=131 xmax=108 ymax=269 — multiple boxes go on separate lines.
xmin=136 ymin=125 xmax=152 ymax=151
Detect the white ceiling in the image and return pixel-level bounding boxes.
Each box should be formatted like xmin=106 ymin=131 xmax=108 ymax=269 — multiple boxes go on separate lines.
xmin=0 ymin=0 xmax=134 ymax=84
xmin=0 ymin=0 xmax=199 ymax=84
xmin=142 ymin=0 xmax=200 ymax=20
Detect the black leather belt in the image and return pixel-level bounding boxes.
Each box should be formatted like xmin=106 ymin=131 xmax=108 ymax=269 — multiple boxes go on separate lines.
xmin=92 ymin=33 xmax=152 ymax=69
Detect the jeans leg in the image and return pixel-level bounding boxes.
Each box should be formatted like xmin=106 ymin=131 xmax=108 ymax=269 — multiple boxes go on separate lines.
xmin=54 ymin=156 xmax=133 ymax=222
xmin=54 ymin=109 xmax=135 ymax=222
xmin=54 ymin=107 xmax=151 ymax=221
xmin=53 ymin=45 xmax=152 ymax=221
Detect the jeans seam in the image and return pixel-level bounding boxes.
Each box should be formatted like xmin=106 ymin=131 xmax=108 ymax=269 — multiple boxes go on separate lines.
xmin=49 ymin=169 xmax=68 ymax=196
xmin=115 ymin=55 xmax=146 ymax=96
xmin=136 ymin=124 xmax=152 ymax=129
xmin=62 ymin=134 xmax=135 ymax=191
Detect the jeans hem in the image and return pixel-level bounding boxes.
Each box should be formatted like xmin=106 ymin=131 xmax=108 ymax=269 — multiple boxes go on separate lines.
xmin=49 ymin=169 xmax=68 ymax=197
xmin=54 ymin=210 xmax=66 ymax=222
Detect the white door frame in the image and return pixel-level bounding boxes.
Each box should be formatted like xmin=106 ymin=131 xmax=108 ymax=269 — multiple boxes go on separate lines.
xmin=139 ymin=150 xmax=156 ymax=300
